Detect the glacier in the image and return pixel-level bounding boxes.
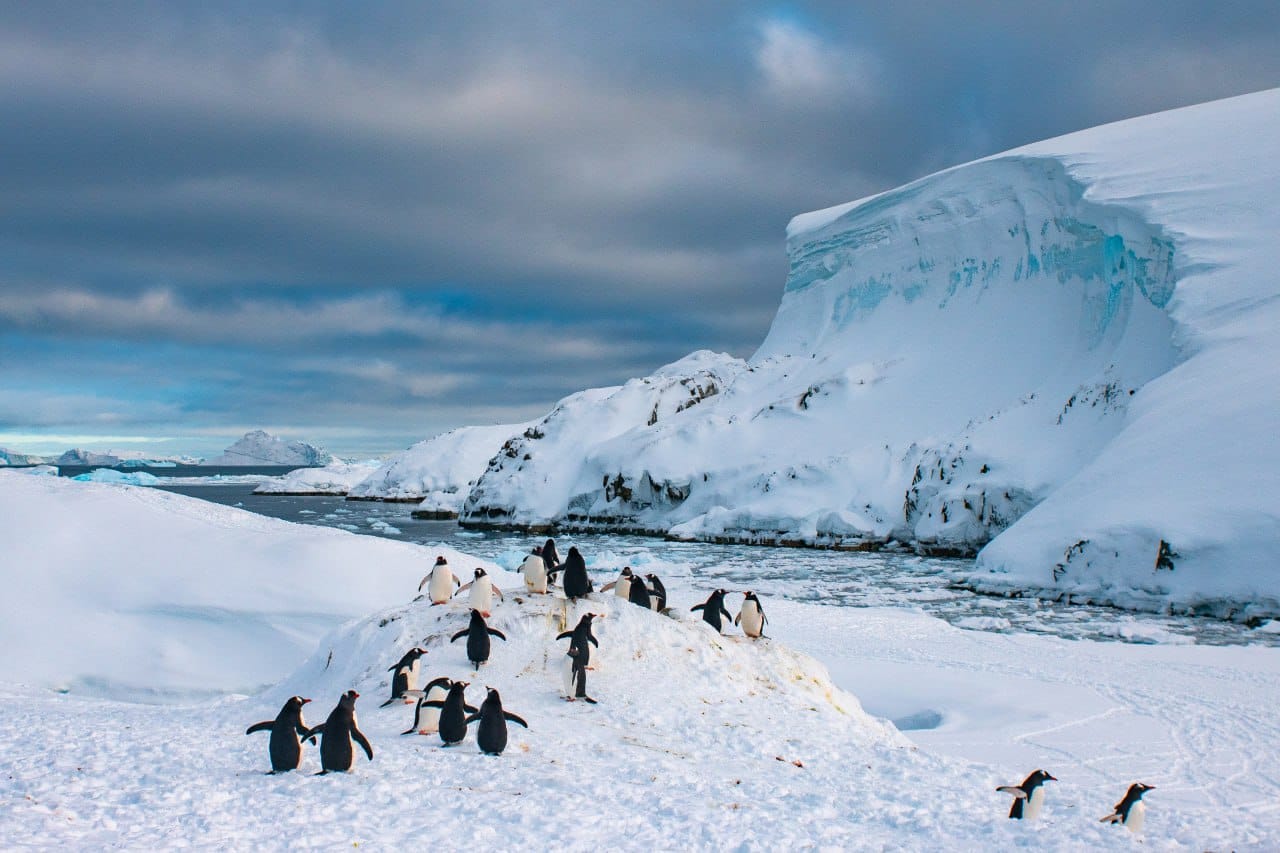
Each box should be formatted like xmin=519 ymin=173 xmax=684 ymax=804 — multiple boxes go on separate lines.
xmin=210 ymin=429 xmax=332 ymax=466
xmin=450 ymin=88 xmax=1280 ymax=617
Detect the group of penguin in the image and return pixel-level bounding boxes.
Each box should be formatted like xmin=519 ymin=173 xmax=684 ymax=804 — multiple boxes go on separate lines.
xmin=247 ymin=538 xmax=768 ymax=775
xmin=998 ymin=768 xmax=1156 ymax=833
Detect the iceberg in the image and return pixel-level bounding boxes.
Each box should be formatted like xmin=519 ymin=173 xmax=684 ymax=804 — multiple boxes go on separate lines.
xmin=254 ymin=459 xmax=383 ymax=495
xmin=209 ymin=430 xmax=332 ymax=466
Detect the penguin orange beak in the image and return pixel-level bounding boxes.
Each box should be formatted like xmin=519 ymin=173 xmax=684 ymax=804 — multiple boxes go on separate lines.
xmin=351 ymin=691 xmax=360 ymax=699
xmin=302 ymin=698 xmax=312 ymax=704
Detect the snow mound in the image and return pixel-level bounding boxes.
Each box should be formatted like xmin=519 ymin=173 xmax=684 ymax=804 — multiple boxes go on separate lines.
xmin=254 ymin=459 xmax=382 ymax=495
xmin=0 ymin=472 xmax=491 ymax=700
xmin=210 ymin=430 xmax=332 ymax=466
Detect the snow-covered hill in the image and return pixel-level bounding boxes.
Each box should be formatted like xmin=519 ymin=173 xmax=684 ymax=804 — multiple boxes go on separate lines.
xmin=210 ymin=430 xmax=332 ymax=466
xmin=254 ymin=459 xmax=382 ymax=495
xmin=0 ymin=447 xmax=47 ymax=465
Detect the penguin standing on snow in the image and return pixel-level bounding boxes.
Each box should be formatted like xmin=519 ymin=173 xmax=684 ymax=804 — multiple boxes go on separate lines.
xmin=997 ymin=769 xmax=1057 ymax=819
xmin=402 ymin=676 xmax=454 ymax=735
xmin=735 ymin=591 xmax=768 ymax=639
xmin=601 ymin=567 xmax=633 ymax=599
xmin=303 ymin=690 xmax=374 ymax=774
xmin=419 ymin=681 xmax=477 ymax=746
xmin=645 ymin=573 xmax=667 ymax=612
xmin=466 ymin=688 xmax=529 ymax=755
xmin=559 ymin=547 xmax=593 ymax=600
xmin=521 ymin=550 xmax=549 ymax=594
xmin=627 ymin=575 xmax=652 ymax=610
xmin=542 ymin=539 xmax=561 ymax=574
xmin=456 ymin=567 xmax=503 ymax=617
xmin=1100 ymin=782 xmax=1154 ymax=833
xmin=419 ymin=555 xmax=461 ymax=604
xmin=245 ymin=696 xmax=315 ymax=773
xmin=381 ymin=647 xmax=428 ymax=706
xmin=450 ymin=609 xmax=507 ymax=670
xmin=561 ymin=645 xmax=598 ymax=704
xmin=691 ymin=589 xmax=733 ymax=633
xmin=556 ymin=612 xmax=601 ymax=668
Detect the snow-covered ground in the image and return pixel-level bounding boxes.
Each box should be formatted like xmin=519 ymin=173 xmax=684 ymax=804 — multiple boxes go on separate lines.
xmin=2 ymin=470 xmax=1280 ymax=849
xmin=254 ymin=460 xmax=383 ymax=495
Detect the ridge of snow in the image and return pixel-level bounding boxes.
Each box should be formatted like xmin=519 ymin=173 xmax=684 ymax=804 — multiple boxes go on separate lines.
xmin=254 ymin=459 xmax=383 ymax=495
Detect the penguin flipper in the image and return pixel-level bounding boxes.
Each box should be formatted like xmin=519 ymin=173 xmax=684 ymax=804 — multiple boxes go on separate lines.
xmin=487 ymin=628 xmax=507 ymax=640
xmin=555 ymin=631 xmax=573 ymax=641
xmin=352 ymin=729 xmax=374 ymax=761
xmin=417 ymin=576 xmax=429 ymax=592
xmin=379 ymin=697 xmax=396 ymax=708
xmin=450 ymin=628 xmax=470 ymax=642
xmin=601 ymin=581 xmax=616 ymax=592
xmin=589 ymin=634 xmax=599 ymax=648
xmin=734 ymin=612 xmax=741 ymax=626
xmin=245 ymin=721 xmax=273 ymax=735
xmin=503 ymin=712 xmax=529 ymax=729
xmin=464 ymin=713 xmax=479 ymax=725
xmin=302 ymin=724 xmax=325 ymax=740
xmin=421 ymin=700 xmax=445 ymax=709
xmin=1100 ymin=813 xmax=1123 ymax=824
xmin=996 ymin=786 xmax=1028 ymax=798
xmin=464 ymin=704 xmax=479 ymax=713
xmin=423 ymin=676 xmax=452 ymax=693
xmin=455 ymin=581 xmax=473 ymax=595
xmin=493 ymin=586 xmax=504 ymax=600
xmin=690 ymin=604 xmax=705 ymax=613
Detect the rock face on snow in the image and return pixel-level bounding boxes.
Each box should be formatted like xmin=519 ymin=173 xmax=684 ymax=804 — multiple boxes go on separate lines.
xmin=210 ymin=430 xmax=331 ymax=466
xmin=347 ymin=423 xmax=530 ymax=515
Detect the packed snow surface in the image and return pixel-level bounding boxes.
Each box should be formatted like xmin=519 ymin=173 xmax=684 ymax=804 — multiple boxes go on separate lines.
xmin=254 ymin=459 xmax=382 ymax=495
xmin=210 ymin=430 xmax=332 ymax=466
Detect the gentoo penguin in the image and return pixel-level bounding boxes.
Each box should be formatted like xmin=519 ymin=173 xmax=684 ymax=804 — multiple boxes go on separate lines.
xmin=402 ymin=676 xmax=453 ymax=735
xmin=601 ymin=567 xmax=633 ymax=599
xmin=542 ymin=538 xmax=561 ymax=574
xmin=419 ymin=681 xmax=477 ymax=746
xmin=627 ymin=575 xmax=652 ymax=609
xmin=450 ymin=609 xmax=507 ymax=671
xmin=556 ymin=612 xmax=601 ymax=668
xmin=456 ymin=567 xmax=503 ymax=617
xmin=691 ymin=589 xmax=733 ymax=633
xmin=997 ymin=769 xmax=1057 ymax=819
xmin=303 ymin=690 xmax=373 ymax=774
xmin=465 ymin=688 xmax=529 ymax=755
xmin=245 ymin=696 xmax=314 ymax=773
xmin=735 ymin=591 xmax=768 ymax=639
xmin=645 ymin=573 xmax=667 ymax=611
xmin=419 ymin=555 xmax=461 ymax=605
xmin=560 ymin=547 xmax=593 ymax=600
xmin=520 ymin=551 xmax=549 ymax=594
xmin=381 ymin=647 xmax=428 ymax=706
xmin=1100 ymin=783 xmax=1154 ymax=833
xmin=561 ymin=645 xmax=597 ymax=704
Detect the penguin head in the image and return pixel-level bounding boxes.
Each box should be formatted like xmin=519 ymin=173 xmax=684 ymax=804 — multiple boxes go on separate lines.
xmin=285 ymin=696 xmax=311 ymax=711
xmin=569 ymin=546 xmax=581 ymax=558
xmin=744 ymin=591 xmax=758 ymax=601
xmin=470 ymin=608 xmax=485 ymax=621
xmin=486 ymin=687 xmax=501 ymax=701
xmin=435 ymin=555 xmax=448 ymax=565
xmin=1129 ymin=782 xmax=1154 ymax=799
xmin=578 ymin=613 xmax=596 ymax=626
xmin=474 ymin=567 xmax=487 ymax=579
xmin=1024 ymin=769 xmax=1057 ymax=788
xmin=645 ymin=573 xmax=660 ymax=583
xmin=340 ymin=690 xmax=360 ymax=709
xmin=621 ymin=567 xmax=633 ymax=577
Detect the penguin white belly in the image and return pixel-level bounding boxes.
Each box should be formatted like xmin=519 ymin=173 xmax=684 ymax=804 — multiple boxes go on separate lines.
xmin=427 ymin=568 xmax=454 ymax=603
xmin=1024 ymin=786 xmax=1046 ymax=820
xmin=523 ymin=559 xmax=547 ymax=593
xmin=406 ymin=658 xmax=421 ymax=693
xmin=561 ymin=655 xmax=575 ymax=697
xmin=421 ymin=686 xmax=447 ymax=732
xmin=613 ymin=577 xmax=631 ymax=599
xmin=739 ymin=603 xmax=764 ymax=637
xmin=470 ymin=578 xmax=494 ymax=613
xmin=1125 ymin=801 xmax=1145 ymax=833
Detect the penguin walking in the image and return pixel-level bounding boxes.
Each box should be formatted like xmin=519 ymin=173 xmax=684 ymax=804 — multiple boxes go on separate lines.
xmin=419 ymin=555 xmax=461 ymax=605
xmin=542 ymin=539 xmax=561 ymax=575
xmin=556 ymin=612 xmax=601 ymax=668
xmin=561 ymin=646 xmax=597 ymax=704
xmin=691 ymin=590 xmax=733 ymax=633
xmin=735 ymin=591 xmax=768 ymax=639
xmin=245 ymin=696 xmax=315 ymax=773
xmin=997 ymin=769 xmax=1057 ymax=819
xmin=418 ymin=681 xmax=477 ymax=746
xmin=466 ymin=688 xmax=529 ymax=755
xmin=450 ymin=609 xmax=508 ymax=670
xmin=303 ymin=690 xmax=373 ymax=774
xmin=381 ymin=647 xmax=428 ymax=706
xmin=646 ymin=573 xmax=667 ymax=612
xmin=402 ymin=676 xmax=454 ymax=735
xmin=627 ymin=575 xmax=652 ymax=610
xmin=456 ymin=567 xmax=503 ymax=617
xmin=520 ymin=550 xmax=549 ymax=594
xmin=601 ymin=567 xmax=633 ymax=599
xmin=1100 ymin=783 xmax=1154 ymax=833
xmin=560 ymin=547 xmax=592 ymax=600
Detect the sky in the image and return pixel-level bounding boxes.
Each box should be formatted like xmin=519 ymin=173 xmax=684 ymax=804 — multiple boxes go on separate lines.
xmin=2 ymin=2 xmax=1278 ymax=459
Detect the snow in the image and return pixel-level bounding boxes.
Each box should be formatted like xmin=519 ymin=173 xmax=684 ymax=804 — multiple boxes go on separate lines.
xmin=0 ymin=447 xmax=47 ymax=465
xmin=210 ymin=430 xmax=332 ymax=466
xmin=253 ymin=459 xmax=382 ymax=495
xmin=347 ymin=422 xmax=531 ymax=513
xmin=71 ymin=468 xmax=161 ymax=486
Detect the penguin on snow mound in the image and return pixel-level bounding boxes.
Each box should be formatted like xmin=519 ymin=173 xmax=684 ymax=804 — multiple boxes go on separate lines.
xmin=997 ymin=769 xmax=1057 ymax=820
xmin=418 ymin=555 xmax=461 ymax=604
xmin=303 ymin=690 xmax=374 ymax=774
xmin=245 ymin=696 xmax=315 ymax=773
xmin=381 ymin=647 xmax=428 ymax=706
xmin=402 ymin=676 xmax=455 ymax=735
xmin=520 ymin=550 xmax=549 ymax=594
xmin=450 ymin=608 xmax=508 ymax=671
xmin=691 ymin=589 xmax=733 ymax=633
xmin=456 ymin=567 xmax=503 ymax=617
xmin=556 ymin=612 xmax=601 ymax=668
xmin=735 ymin=591 xmax=768 ymax=638
xmin=1100 ymin=782 xmax=1154 ymax=833
xmin=466 ymin=688 xmax=529 ymax=756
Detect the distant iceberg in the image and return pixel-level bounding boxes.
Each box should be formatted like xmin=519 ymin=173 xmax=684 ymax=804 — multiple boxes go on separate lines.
xmin=209 ymin=430 xmax=331 ymax=466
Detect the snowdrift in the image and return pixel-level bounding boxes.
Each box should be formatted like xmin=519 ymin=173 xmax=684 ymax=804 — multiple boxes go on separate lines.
xmin=0 ymin=471 xmax=491 ymax=700
xmin=254 ymin=459 xmax=382 ymax=495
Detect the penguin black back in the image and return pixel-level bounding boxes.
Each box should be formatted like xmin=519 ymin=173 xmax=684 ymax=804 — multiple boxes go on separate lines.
xmin=556 ymin=612 xmax=600 ymax=667
xmin=691 ymin=589 xmax=732 ymax=632
xmin=560 ymin=547 xmax=592 ymax=599
xmin=245 ymin=695 xmax=313 ymax=773
xmin=542 ymin=538 xmax=560 ymax=569
xmin=645 ymin=573 xmax=667 ymax=611
xmin=382 ymin=647 xmax=428 ymax=706
xmin=1101 ymin=783 xmax=1154 ymax=828
xmin=451 ymin=609 xmax=507 ymax=670
xmin=466 ymin=688 xmax=528 ymax=755
xmin=997 ymin=769 xmax=1056 ymax=819
xmin=627 ymin=577 xmax=652 ymax=609
xmin=307 ymin=690 xmax=373 ymax=774
xmin=424 ymin=681 xmax=477 ymax=745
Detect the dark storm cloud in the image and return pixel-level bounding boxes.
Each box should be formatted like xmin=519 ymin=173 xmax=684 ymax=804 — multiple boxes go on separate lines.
xmin=2 ymin=1 xmax=1278 ymax=455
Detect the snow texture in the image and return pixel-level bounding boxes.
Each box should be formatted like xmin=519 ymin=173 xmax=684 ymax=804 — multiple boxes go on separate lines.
xmin=253 ymin=459 xmax=382 ymax=495
xmin=210 ymin=430 xmax=332 ymax=466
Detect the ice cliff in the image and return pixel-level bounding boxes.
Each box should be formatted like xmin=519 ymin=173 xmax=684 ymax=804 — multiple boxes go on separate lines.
xmin=210 ymin=430 xmax=332 ymax=466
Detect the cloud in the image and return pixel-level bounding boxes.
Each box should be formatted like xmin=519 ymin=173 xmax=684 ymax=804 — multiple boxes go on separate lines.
xmin=755 ymin=18 xmax=878 ymax=102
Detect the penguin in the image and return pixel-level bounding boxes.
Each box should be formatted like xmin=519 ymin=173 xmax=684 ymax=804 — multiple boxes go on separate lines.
xmin=302 ymin=690 xmax=373 ymax=774
xmin=401 ymin=676 xmax=454 ymax=735
xmin=997 ymin=769 xmax=1057 ymax=819
xmin=561 ymin=645 xmax=597 ymax=704
xmin=627 ymin=575 xmax=652 ymax=610
xmin=556 ymin=612 xmax=601 ymax=668
xmin=560 ymin=547 xmax=592 ymax=600
xmin=450 ymin=609 xmax=507 ymax=671
xmin=381 ymin=647 xmax=428 ymax=706
xmin=418 ymin=680 xmax=477 ymax=746
xmin=245 ymin=696 xmax=315 ymax=773
xmin=735 ymin=591 xmax=768 ymax=639
xmin=419 ymin=555 xmax=461 ymax=605
xmin=1100 ymin=783 xmax=1154 ymax=833
xmin=465 ymin=688 xmax=529 ymax=755
xmin=456 ymin=567 xmax=503 ymax=617
xmin=542 ymin=538 xmax=561 ymax=574
xmin=520 ymin=551 xmax=549 ymax=594
xmin=645 ymin=573 xmax=667 ymax=612
xmin=601 ymin=567 xmax=633 ymax=599
xmin=691 ymin=589 xmax=733 ymax=633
